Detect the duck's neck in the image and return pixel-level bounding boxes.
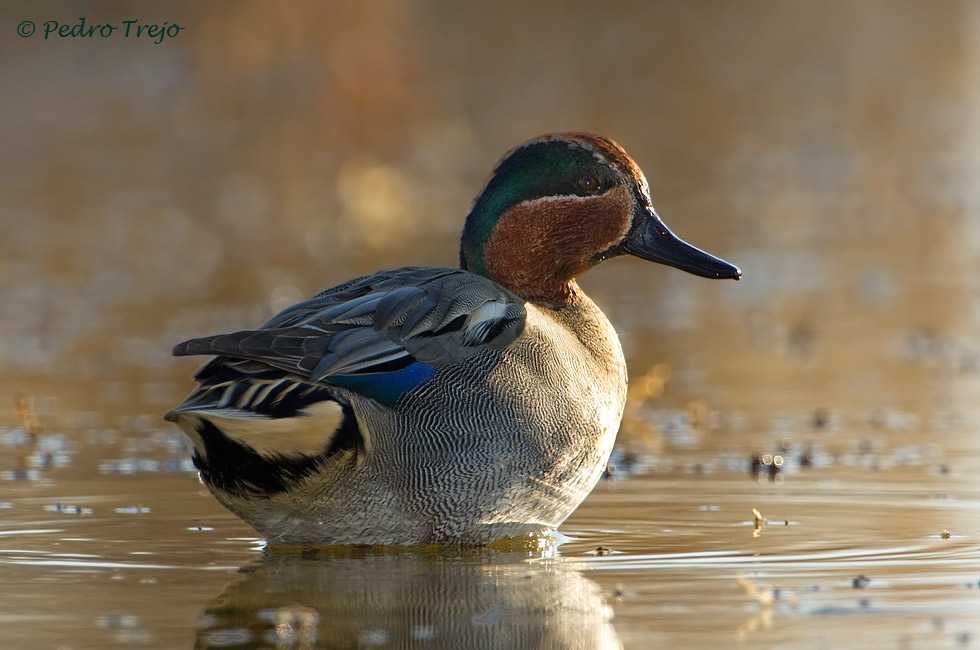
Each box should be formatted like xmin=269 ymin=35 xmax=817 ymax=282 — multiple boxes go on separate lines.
xmin=460 ymin=251 xmax=578 ymax=305
xmin=500 ymin=275 xmax=580 ymax=307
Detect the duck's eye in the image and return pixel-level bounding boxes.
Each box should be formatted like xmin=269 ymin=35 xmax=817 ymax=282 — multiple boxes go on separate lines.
xmin=576 ymin=174 xmax=601 ymax=194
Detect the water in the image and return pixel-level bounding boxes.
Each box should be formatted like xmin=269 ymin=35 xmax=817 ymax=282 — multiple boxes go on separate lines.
xmin=4 ymin=0 xmax=980 ymax=648
xmin=2 ymin=419 xmax=979 ymax=648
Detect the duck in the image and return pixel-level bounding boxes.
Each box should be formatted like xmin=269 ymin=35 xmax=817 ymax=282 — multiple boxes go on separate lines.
xmin=165 ymin=133 xmax=740 ymax=547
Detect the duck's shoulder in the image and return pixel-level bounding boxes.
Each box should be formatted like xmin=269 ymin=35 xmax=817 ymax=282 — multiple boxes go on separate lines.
xmin=257 ymin=265 xmax=529 ymax=368
xmin=171 ymin=266 xmax=529 ymax=407
xmin=270 ymin=267 xmax=524 ymax=336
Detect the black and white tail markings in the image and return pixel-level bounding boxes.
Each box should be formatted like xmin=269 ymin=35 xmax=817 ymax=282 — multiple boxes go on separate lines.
xmin=179 ymin=401 xmax=365 ymax=497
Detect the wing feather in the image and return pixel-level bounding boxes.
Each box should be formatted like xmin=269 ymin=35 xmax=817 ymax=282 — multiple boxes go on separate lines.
xmin=172 ymin=267 xmax=526 ymax=405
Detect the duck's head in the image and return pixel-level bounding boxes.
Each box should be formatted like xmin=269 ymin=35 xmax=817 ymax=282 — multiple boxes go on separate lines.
xmin=460 ymin=133 xmax=740 ymax=304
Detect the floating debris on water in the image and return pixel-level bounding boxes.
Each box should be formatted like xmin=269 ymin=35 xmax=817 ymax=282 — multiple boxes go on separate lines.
xmin=613 ymin=584 xmax=625 ymax=602
xmin=737 ymin=574 xmax=798 ymax=607
xmin=799 ymin=448 xmax=815 ymax=468
xmin=44 ymin=503 xmax=94 ymax=515
xmin=812 ymin=408 xmax=830 ymax=429
xmin=752 ymin=507 xmax=765 ymax=537
xmin=852 ymin=575 xmax=872 ymax=589
xmin=750 ymin=454 xmax=783 ymax=481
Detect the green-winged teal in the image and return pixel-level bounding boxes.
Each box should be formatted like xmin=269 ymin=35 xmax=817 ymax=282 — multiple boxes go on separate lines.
xmin=166 ymin=133 xmax=740 ymax=546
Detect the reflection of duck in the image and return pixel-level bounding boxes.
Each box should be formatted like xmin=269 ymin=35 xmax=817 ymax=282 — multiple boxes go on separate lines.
xmin=197 ymin=549 xmax=622 ymax=649
xmin=167 ymin=134 xmax=739 ymax=546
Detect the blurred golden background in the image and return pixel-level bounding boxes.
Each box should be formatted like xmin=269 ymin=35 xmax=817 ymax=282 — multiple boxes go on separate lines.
xmin=3 ymin=0 xmax=980 ymax=439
